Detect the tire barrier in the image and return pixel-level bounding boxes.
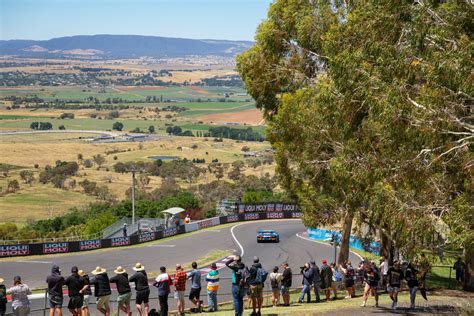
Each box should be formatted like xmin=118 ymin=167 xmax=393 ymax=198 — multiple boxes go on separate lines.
xmin=0 ymin=212 xmax=303 ymax=258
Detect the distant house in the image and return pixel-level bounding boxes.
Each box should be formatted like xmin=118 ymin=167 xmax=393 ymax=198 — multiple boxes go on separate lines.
xmin=122 ymin=134 xmax=148 ymax=142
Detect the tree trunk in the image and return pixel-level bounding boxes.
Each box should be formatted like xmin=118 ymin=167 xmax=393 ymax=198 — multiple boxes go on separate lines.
xmin=464 ymin=243 xmax=474 ymax=291
xmin=338 ymin=210 xmax=354 ymax=266
xmin=379 ymin=230 xmax=393 ymax=264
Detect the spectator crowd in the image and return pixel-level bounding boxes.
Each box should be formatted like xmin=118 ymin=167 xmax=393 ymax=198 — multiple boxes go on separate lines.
xmin=0 ymin=254 xmax=464 ymax=316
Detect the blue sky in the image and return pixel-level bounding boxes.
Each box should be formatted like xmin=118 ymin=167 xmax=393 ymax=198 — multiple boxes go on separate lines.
xmin=0 ymin=0 xmax=273 ymax=41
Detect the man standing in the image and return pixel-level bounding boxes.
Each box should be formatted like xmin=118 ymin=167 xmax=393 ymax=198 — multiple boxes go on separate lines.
xmin=122 ymin=224 xmax=127 ymax=237
xmin=47 ymin=264 xmax=65 ymax=316
xmin=298 ymin=263 xmax=312 ymax=304
xmin=90 ymin=266 xmax=112 ymax=316
xmin=387 ymin=260 xmax=404 ymax=310
xmin=129 ymin=263 xmax=150 ymax=316
xmin=187 ymin=262 xmax=202 ymax=313
xmin=453 ymin=257 xmax=466 ymax=290
xmin=309 ymin=261 xmax=321 ymax=303
xmin=280 ymin=262 xmax=292 ymax=307
xmin=319 ymin=260 xmax=333 ymax=302
xmin=206 ymin=263 xmax=220 ymax=312
xmin=173 ymin=264 xmax=187 ymax=316
xmin=109 ymin=266 xmax=132 ymax=316
xmin=7 ymin=276 xmax=31 ymax=316
xmin=65 ymin=266 xmax=87 ymax=316
xmin=77 ymin=270 xmax=91 ymax=316
xmin=248 ymin=257 xmax=266 ymax=316
xmin=153 ymin=267 xmax=171 ymax=316
xmin=225 ymin=255 xmax=246 ymax=316
xmin=405 ymin=263 xmax=419 ymax=310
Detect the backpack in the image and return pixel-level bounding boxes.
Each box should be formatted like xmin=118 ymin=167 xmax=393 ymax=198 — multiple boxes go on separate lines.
xmin=238 ymin=266 xmax=250 ymax=287
xmin=255 ymin=267 xmax=268 ymax=284
xmin=270 ymin=274 xmax=279 ymax=289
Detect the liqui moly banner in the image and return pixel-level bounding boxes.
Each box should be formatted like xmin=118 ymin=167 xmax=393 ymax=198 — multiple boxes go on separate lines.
xmin=266 ymin=212 xmax=284 ymax=219
xmin=0 ymin=245 xmax=30 ymax=257
xmin=237 ymin=203 xmax=300 ymax=213
xmin=110 ymin=237 xmax=130 ymax=247
xmin=43 ymin=242 xmax=68 ymax=254
xmin=163 ymin=227 xmax=178 ymax=237
xmin=79 ymin=239 xmax=102 ymax=251
xmin=244 ymin=213 xmax=260 ymax=221
xmin=226 ymin=215 xmax=239 ymax=222
xmin=139 ymin=232 xmax=155 ymax=243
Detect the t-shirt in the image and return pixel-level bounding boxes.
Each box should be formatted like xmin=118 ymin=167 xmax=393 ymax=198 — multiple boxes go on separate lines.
xmin=453 ymin=261 xmax=466 ymax=273
xmin=226 ymin=260 xmax=246 ymax=286
xmin=281 ymin=268 xmax=292 ymax=287
xmin=129 ymin=271 xmax=149 ymax=292
xmin=7 ymin=284 xmax=31 ymax=308
xmin=174 ymin=271 xmax=187 ymax=291
xmin=155 ymin=273 xmax=171 ymax=296
xmin=65 ymin=274 xmax=85 ymax=297
xmin=320 ymin=264 xmax=333 ymax=287
xmin=90 ymin=273 xmax=112 ymax=297
xmin=206 ymin=270 xmax=220 ymax=292
xmin=387 ymin=267 xmax=404 ymax=287
xmin=344 ymin=265 xmax=355 ymax=281
xmin=110 ymin=273 xmax=131 ymax=295
xmin=187 ymin=269 xmax=201 ymax=289
xmin=363 ymin=268 xmax=380 ymax=286
xmin=404 ymin=267 xmax=419 ymax=288
xmin=380 ymin=261 xmax=389 ymax=275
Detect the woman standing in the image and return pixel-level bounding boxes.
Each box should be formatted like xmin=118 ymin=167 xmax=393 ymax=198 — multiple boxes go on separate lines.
xmin=7 ymin=276 xmax=31 ymax=316
xmin=269 ymin=267 xmax=282 ymax=307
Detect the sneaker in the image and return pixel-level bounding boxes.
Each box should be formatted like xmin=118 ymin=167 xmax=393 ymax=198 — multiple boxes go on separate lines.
xmin=345 ymin=296 xmax=351 ymax=299
xmin=360 ymin=302 xmax=366 ymax=307
xmin=394 ymin=302 xmax=397 ymax=310
xmin=375 ymin=303 xmax=379 ymax=308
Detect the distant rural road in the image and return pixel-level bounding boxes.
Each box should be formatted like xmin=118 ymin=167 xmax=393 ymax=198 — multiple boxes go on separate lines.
xmin=1 ymin=220 xmax=361 ymax=315
xmin=0 ymin=129 xmax=118 ymax=136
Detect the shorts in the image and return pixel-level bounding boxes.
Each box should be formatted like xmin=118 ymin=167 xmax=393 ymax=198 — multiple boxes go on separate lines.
xmin=49 ymin=295 xmax=63 ymax=308
xmin=12 ymin=306 xmax=30 ymax=316
xmin=82 ymin=295 xmax=90 ymax=308
xmin=365 ymin=283 xmax=378 ymax=291
xmin=174 ymin=291 xmax=185 ymax=300
xmin=117 ymin=292 xmax=132 ymax=307
xmin=321 ymin=282 xmax=332 ymax=290
xmin=136 ymin=289 xmax=150 ymax=305
xmin=280 ymin=285 xmax=290 ymax=295
xmin=68 ymin=295 xmax=84 ymax=310
xmin=250 ymin=284 xmax=263 ymax=299
xmin=96 ymin=294 xmax=111 ymax=310
xmin=271 ymin=288 xmax=280 ymax=296
xmin=388 ymin=286 xmax=400 ymax=293
xmin=189 ymin=287 xmax=201 ymax=301
xmin=345 ymin=279 xmax=354 ymax=288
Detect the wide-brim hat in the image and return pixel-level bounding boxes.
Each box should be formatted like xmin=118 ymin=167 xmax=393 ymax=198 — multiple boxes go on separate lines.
xmin=0 ymin=277 xmax=4 ymax=284
xmin=91 ymin=266 xmax=106 ymax=275
xmin=114 ymin=266 xmax=127 ymax=274
xmin=133 ymin=263 xmax=145 ymax=271
xmin=78 ymin=270 xmax=85 ymax=277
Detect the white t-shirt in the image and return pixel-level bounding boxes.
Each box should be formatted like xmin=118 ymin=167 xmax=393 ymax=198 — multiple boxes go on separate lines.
xmin=380 ymin=261 xmax=389 ymax=275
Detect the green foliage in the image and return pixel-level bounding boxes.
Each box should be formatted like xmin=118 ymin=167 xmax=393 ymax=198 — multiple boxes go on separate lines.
xmin=238 ymin=0 xmax=473 ymax=260
xmin=112 ymin=121 xmax=124 ymax=131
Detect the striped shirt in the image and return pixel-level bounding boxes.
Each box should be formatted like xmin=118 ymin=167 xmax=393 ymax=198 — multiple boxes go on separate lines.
xmin=206 ymin=270 xmax=220 ymax=291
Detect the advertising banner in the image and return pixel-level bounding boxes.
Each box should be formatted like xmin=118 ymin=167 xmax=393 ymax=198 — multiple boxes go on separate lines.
xmin=266 ymin=212 xmax=284 ymax=219
xmin=138 ymin=232 xmax=155 ymax=243
xmin=79 ymin=239 xmax=102 ymax=251
xmin=0 ymin=244 xmax=30 ymax=257
xmin=163 ymin=227 xmax=178 ymax=238
xmin=237 ymin=203 xmax=300 ymax=213
xmin=43 ymin=242 xmax=68 ymax=254
xmin=244 ymin=213 xmax=260 ymax=221
xmin=110 ymin=236 xmax=131 ymax=247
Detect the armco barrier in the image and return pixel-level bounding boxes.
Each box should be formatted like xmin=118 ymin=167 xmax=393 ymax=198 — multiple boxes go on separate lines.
xmin=0 ymin=212 xmax=302 ymax=258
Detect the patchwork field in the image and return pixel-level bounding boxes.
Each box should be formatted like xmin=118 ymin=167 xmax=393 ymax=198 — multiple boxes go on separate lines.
xmin=0 ymin=133 xmax=274 ymax=222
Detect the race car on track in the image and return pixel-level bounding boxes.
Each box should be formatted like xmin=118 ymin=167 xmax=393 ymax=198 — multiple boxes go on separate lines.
xmin=257 ymin=230 xmax=280 ymax=243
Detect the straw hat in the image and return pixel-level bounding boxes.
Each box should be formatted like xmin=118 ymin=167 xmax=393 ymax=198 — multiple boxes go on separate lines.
xmin=132 ymin=263 xmax=145 ymax=272
xmin=114 ymin=266 xmax=127 ymax=274
xmin=91 ymin=266 xmax=106 ymax=275
xmin=78 ymin=270 xmax=85 ymax=277
xmin=0 ymin=277 xmax=4 ymax=284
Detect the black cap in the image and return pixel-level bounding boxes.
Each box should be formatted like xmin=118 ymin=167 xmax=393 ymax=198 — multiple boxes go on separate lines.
xmin=71 ymin=266 xmax=79 ymax=273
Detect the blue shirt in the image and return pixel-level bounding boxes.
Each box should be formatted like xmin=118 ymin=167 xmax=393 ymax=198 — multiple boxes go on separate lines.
xmin=188 ymin=269 xmax=201 ymax=289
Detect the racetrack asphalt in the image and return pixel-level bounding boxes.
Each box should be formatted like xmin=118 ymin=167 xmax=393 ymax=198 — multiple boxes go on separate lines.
xmin=1 ymin=219 xmax=361 ymax=315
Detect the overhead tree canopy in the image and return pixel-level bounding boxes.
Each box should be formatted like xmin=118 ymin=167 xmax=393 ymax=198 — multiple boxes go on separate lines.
xmin=238 ymin=0 xmax=473 ymax=281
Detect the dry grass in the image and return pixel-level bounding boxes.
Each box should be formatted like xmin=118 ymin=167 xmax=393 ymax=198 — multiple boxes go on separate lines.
xmin=0 ymin=134 xmax=274 ymax=221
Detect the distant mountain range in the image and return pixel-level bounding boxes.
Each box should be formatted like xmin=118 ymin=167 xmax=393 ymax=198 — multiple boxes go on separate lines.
xmin=0 ymin=35 xmax=253 ymax=59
